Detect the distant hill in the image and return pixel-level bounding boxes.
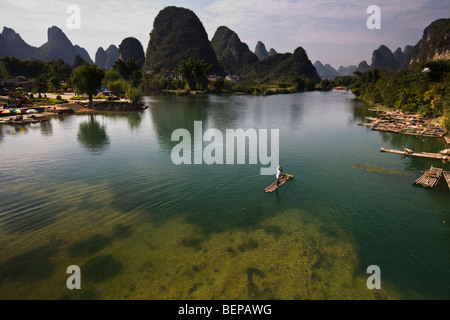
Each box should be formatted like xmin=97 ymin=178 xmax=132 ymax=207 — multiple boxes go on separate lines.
xmin=357 ymin=61 xmax=370 ymax=72
xmin=211 ymin=26 xmax=259 ymax=75
xmin=144 ymin=6 xmax=223 ymax=75
xmin=34 ymin=26 xmax=93 ymax=65
xmin=314 ymin=61 xmax=358 ymax=79
xmin=338 ymin=65 xmax=357 ymax=76
xmin=0 ymin=33 xmax=11 ymax=58
xmin=2 ymin=27 xmax=37 ymax=60
xmin=314 ymin=61 xmax=340 ymax=79
xmin=118 ymin=37 xmax=145 ymax=65
xmin=0 ymin=26 xmax=93 ymax=66
xmin=255 ymin=41 xmax=277 ymax=60
xmin=245 ymin=47 xmax=320 ymax=82
xmin=370 ymin=45 xmax=400 ymax=70
xmin=74 ymin=45 xmax=93 ymax=64
xmin=95 ymin=45 xmax=119 ymax=69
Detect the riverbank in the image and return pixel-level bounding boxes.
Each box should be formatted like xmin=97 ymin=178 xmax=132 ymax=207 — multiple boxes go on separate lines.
xmin=1 ymin=92 xmax=147 ymax=124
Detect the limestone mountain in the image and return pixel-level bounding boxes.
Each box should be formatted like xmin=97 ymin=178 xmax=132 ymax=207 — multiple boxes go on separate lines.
xmin=338 ymin=65 xmax=357 ymax=76
xmin=357 ymin=61 xmax=370 ymax=72
xmin=393 ymin=47 xmax=404 ymax=62
xmin=95 ymin=48 xmax=107 ymax=68
xmin=255 ymin=41 xmax=269 ymax=60
xmin=246 ymin=47 xmax=320 ymax=82
xmin=95 ymin=45 xmax=119 ymax=69
xmin=144 ymin=6 xmax=223 ymax=75
xmin=401 ymin=18 xmax=450 ymax=67
xmin=0 ymin=33 xmax=11 ymax=58
xmin=34 ymin=26 xmax=93 ymax=65
xmin=1 ymin=27 xmax=37 ymax=60
xmin=370 ymin=45 xmax=400 ymax=70
xmin=74 ymin=45 xmax=93 ymax=64
xmin=211 ymin=26 xmax=259 ymax=75
xmin=255 ymin=41 xmax=277 ymax=60
xmin=314 ymin=61 xmax=340 ymax=79
xmin=118 ymin=37 xmax=145 ymax=65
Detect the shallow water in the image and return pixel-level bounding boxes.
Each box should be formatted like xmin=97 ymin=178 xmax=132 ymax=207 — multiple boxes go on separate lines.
xmin=0 ymin=91 xmax=449 ymax=300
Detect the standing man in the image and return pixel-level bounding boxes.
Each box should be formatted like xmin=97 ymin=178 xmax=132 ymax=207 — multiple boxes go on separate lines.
xmin=276 ymin=165 xmax=284 ymax=186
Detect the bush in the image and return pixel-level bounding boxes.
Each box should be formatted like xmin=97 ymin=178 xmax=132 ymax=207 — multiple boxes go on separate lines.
xmin=126 ymin=87 xmax=142 ymax=105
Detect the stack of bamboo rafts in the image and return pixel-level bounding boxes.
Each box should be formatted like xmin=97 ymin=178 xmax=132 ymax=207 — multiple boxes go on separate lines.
xmin=360 ymin=109 xmax=448 ymax=138
xmin=443 ymin=171 xmax=450 ymax=189
xmin=414 ymin=167 xmax=443 ymax=188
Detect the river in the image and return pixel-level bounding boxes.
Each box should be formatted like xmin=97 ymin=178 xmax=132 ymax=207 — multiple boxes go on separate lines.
xmin=0 ymin=91 xmax=449 ymax=299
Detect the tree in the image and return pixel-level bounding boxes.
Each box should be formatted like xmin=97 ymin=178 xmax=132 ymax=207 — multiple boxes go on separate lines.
xmin=73 ymin=55 xmax=85 ymax=68
xmin=126 ymin=86 xmax=142 ymax=105
xmin=48 ymin=59 xmax=73 ymax=81
xmin=70 ymin=63 xmax=105 ymax=102
xmin=112 ymin=58 xmax=142 ymax=80
xmin=49 ymin=76 xmax=62 ymax=92
xmin=178 ymin=58 xmax=212 ymax=91
xmin=293 ymin=76 xmax=306 ymax=92
xmin=108 ymin=79 xmax=128 ymax=98
xmin=33 ymin=76 xmax=48 ymax=97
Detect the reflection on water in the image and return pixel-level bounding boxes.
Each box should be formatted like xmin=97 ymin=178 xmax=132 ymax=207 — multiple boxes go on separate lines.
xmin=149 ymin=96 xmax=209 ymax=151
xmin=77 ymin=114 xmax=110 ymax=154
xmin=40 ymin=120 xmax=53 ymax=137
xmin=105 ymin=111 xmax=144 ymax=131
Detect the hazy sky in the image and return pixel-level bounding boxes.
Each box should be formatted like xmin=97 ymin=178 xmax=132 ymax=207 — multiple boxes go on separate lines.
xmin=1 ymin=0 xmax=449 ymax=69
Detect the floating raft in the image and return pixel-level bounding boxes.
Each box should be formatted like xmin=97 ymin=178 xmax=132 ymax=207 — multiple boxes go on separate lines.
xmin=380 ymin=147 xmax=445 ymax=160
xmin=443 ymin=171 xmax=450 ymax=189
xmin=413 ymin=167 xmax=443 ymax=188
xmin=264 ymin=174 xmax=293 ymax=193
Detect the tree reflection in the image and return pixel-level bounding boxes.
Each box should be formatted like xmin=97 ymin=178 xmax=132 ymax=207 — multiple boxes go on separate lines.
xmin=126 ymin=111 xmax=143 ymax=130
xmin=77 ymin=115 xmax=110 ymax=154
xmin=0 ymin=125 xmax=4 ymax=144
xmin=40 ymin=120 xmax=53 ymax=137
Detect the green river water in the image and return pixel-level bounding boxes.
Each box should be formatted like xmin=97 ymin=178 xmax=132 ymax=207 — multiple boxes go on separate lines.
xmin=0 ymin=91 xmax=449 ymax=300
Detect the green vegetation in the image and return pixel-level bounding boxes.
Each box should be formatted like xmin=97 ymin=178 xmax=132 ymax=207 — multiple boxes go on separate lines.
xmin=244 ymin=47 xmax=320 ymax=83
xmin=70 ymin=63 xmax=105 ymax=102
xmin=0 ymin=57 xmax=72 ymax=80
xmin=351 ymin=60 xmax=450 ymax=129
xmin=178 ymin=58 xmax=211 ymax=91
xmin=33 ymin=76 xmax=48 ymax=97
xmin=29 ymin=97 xmax=69 ymax=105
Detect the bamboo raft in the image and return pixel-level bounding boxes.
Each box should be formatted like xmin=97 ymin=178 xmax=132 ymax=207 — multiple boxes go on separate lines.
xmin=380 ymin=147 xmax=445 ymax=160
xmin=413 ymin=167 xmax=443 ymax=188
xmin=443 ymin=171 xmax=450 ymax=189
xmin=264 ymin=174 xmax=293 ymax=193
xmin=359 ymin=110 xmax=447 ymax=138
